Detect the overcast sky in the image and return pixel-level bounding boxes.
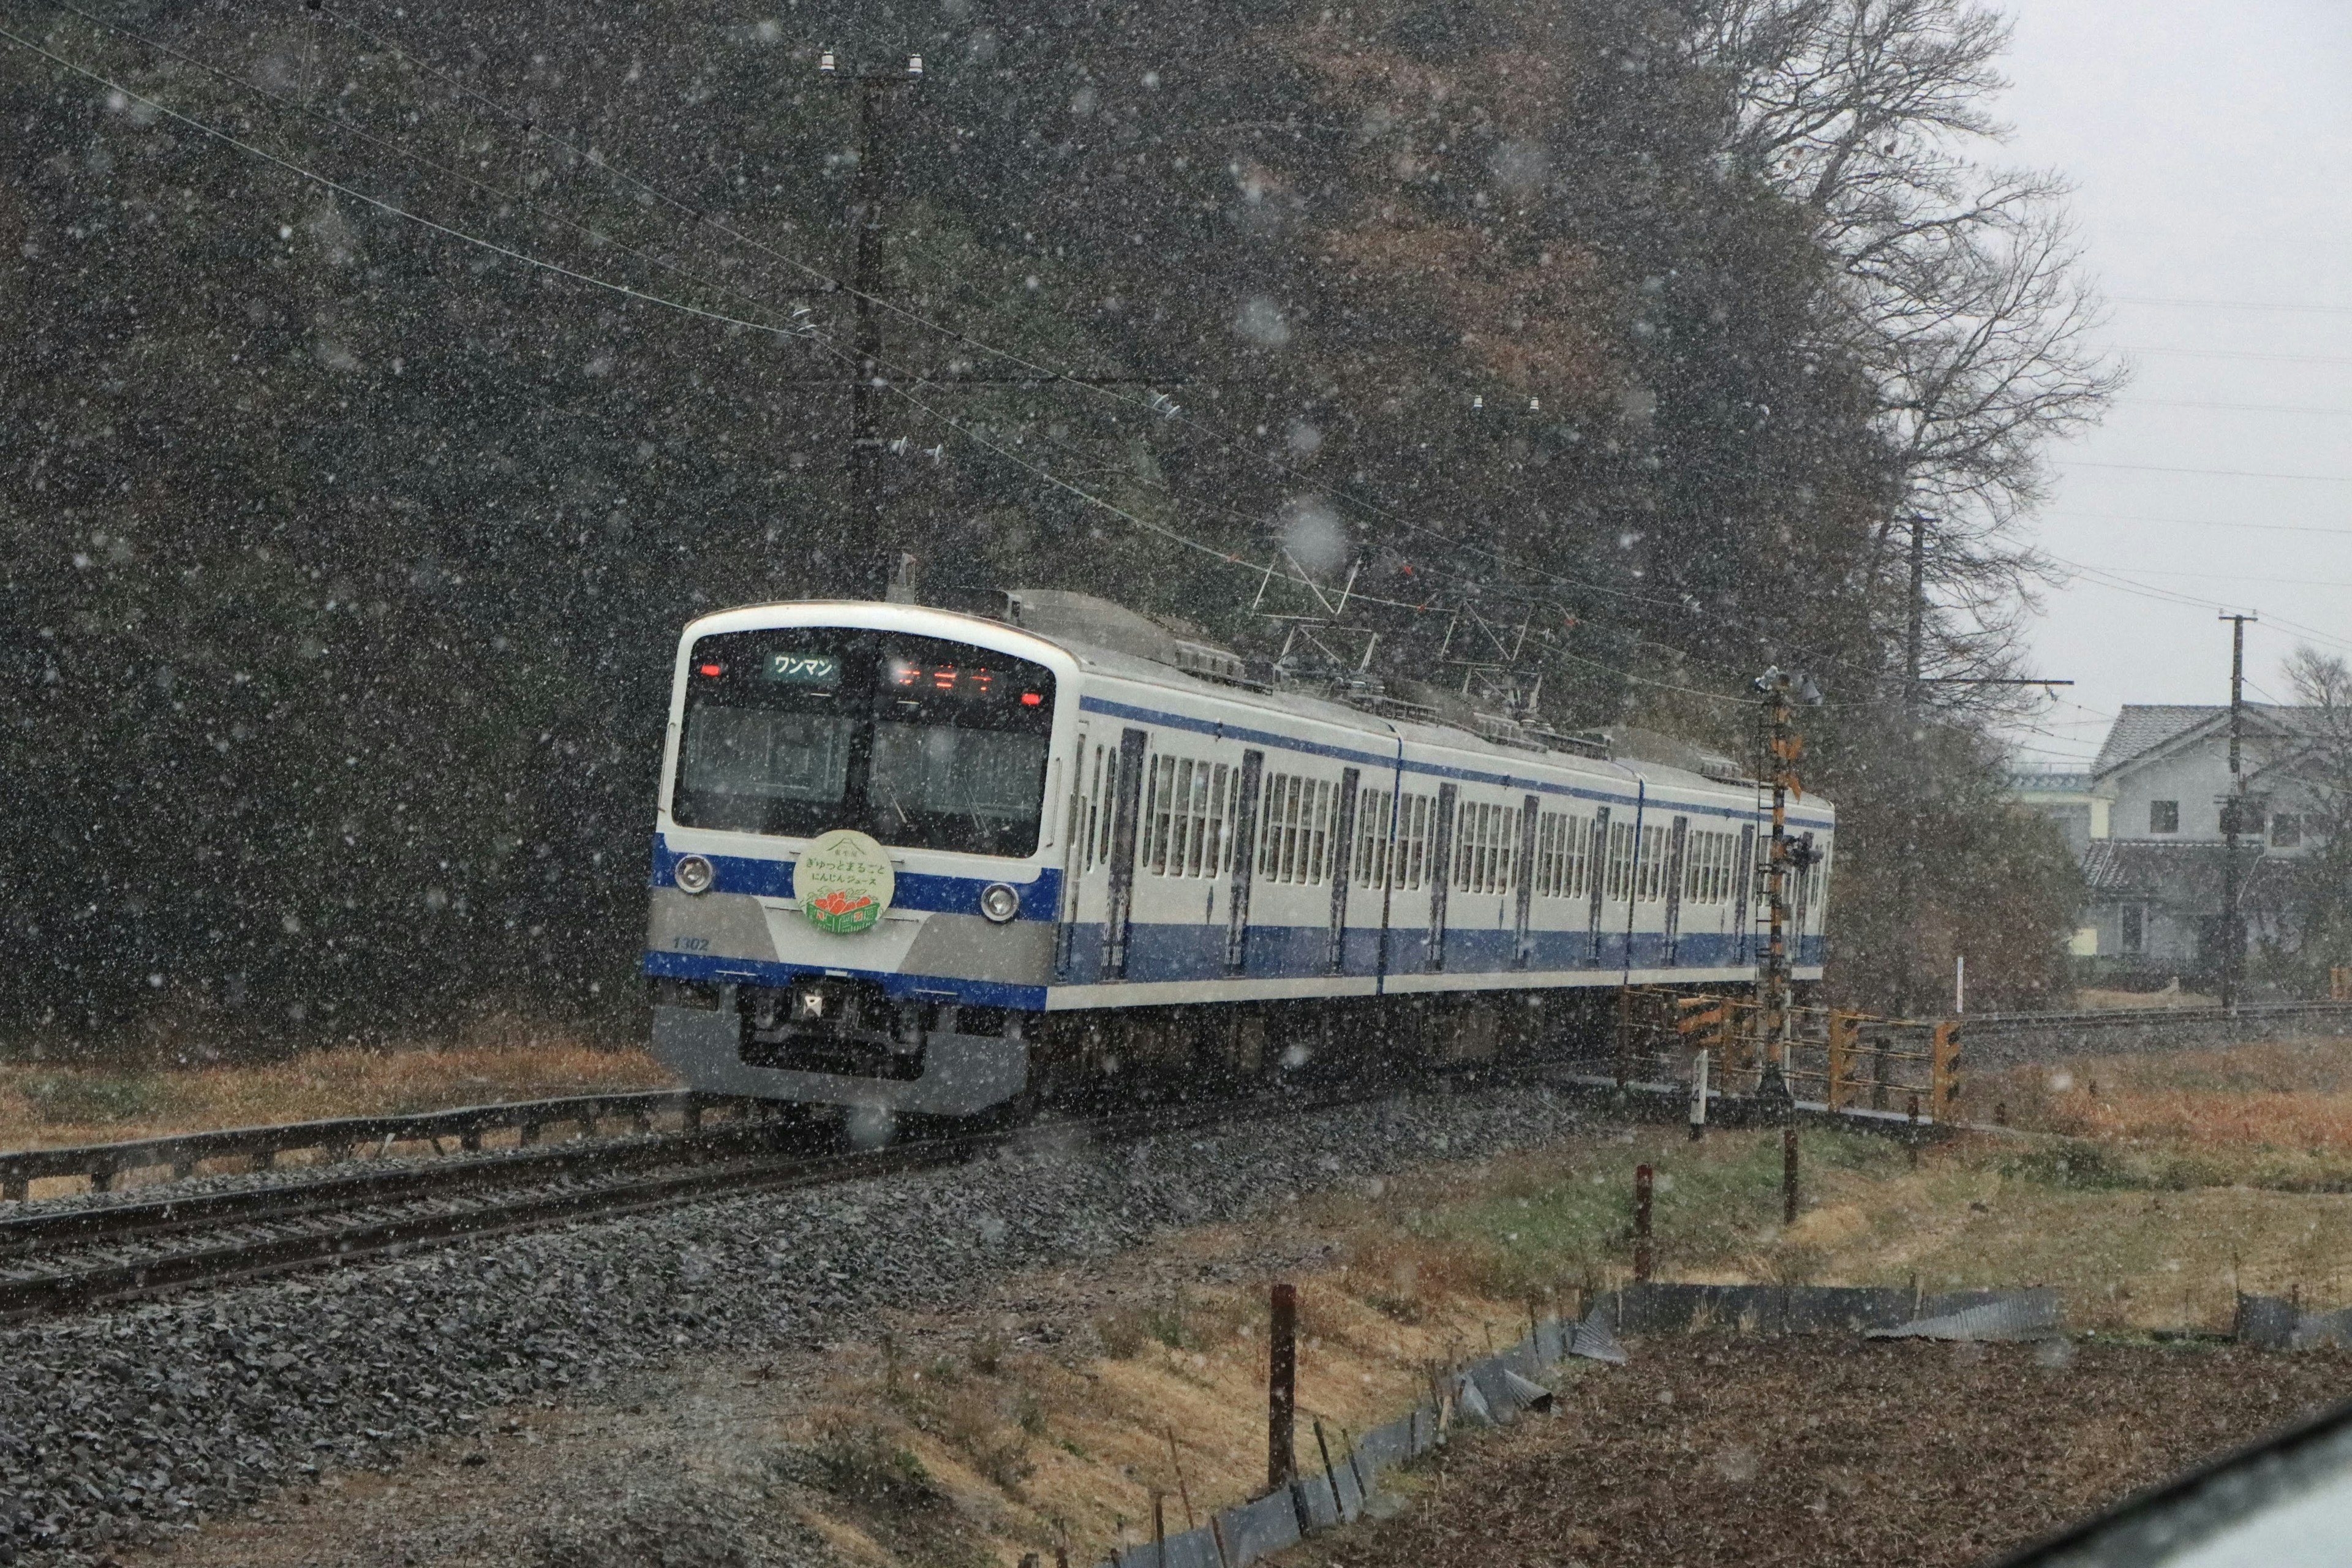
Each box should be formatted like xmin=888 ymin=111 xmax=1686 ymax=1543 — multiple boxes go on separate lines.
xmin=1995 ymin=0 xmax=2352 ymax=766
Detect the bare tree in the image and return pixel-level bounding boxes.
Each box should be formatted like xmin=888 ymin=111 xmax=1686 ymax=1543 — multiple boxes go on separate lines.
xmin=2267 ymin=646 xmax=2352 ymax=986
xmin=1693 ymin=0 xmax=2127 ymax=701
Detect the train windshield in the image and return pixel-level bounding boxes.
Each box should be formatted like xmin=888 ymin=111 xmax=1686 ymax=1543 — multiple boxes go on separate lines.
xmin=672 ymin=628 xmax=1057 ymax=856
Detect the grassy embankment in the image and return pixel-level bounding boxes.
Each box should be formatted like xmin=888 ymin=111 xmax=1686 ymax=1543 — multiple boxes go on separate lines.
xmin=0 ymin=1028 xmax=674 ymax=1175
xmin=779 ymin=1039 xmax=2352 ymax=1562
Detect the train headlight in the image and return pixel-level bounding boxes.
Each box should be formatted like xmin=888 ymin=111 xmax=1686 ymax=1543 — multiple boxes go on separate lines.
xmin=979 ymin=883 xmax=1020 ymax=923
xmin=674 ymin=854 xmax=716 ymax=895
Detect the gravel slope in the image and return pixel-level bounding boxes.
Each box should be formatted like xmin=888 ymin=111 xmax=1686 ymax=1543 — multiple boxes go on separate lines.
xmin=0 ymin=1082 xmax=1591 ymax=1566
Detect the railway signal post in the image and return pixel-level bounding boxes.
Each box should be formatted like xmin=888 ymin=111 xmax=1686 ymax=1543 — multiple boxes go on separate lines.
xmin=1751 ymin=668 xmax=1822 ymax=1112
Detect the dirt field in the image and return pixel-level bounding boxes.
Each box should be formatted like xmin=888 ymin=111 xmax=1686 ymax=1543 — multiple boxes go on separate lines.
xmin=1279 ymin=1336 xmax=2352 ymax=1568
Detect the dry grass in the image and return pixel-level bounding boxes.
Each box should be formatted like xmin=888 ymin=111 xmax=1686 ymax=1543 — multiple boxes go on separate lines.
xmin=777 ymin=1194 xmax=1617 ymax=1567
xmin=1980 ymin=1036 xmax=2352 ymax=1185
xmin=0 ymin=1030 xmax=674 ymax=1157
xmin=2075 ymin=984 xmax=2217 ymax=1010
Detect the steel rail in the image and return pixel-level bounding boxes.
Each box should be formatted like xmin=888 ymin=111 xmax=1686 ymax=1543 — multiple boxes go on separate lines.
xmin=0 ymin=1088 xmax=715 ymax=1199
xmin=0 ymin=1073 xmax=1489 ymax=1323
xmin=0 ymin=1114 xmax=804 ymax=1259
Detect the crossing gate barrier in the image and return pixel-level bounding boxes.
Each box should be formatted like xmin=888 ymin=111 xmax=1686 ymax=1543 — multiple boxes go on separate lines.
xmin=1608 ymin=986 xmax=1961 ymax=1123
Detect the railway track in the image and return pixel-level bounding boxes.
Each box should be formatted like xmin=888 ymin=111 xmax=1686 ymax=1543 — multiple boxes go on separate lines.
xmin=14 ymin=992 xmax=2329 ymax=1325
xmin=0 ymin=1074 xmax=1491 ymax=1324
xmin=0 ymin=1112 xmax=985 ymax=1322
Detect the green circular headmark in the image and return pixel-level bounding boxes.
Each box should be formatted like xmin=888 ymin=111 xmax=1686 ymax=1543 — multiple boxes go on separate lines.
xmin=796 ymin=829 xmax=896 ymax=935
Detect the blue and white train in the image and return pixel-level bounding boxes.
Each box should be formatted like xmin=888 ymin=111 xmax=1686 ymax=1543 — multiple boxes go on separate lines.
xmin=644 ymin=595 xmax=1833 ymax=1116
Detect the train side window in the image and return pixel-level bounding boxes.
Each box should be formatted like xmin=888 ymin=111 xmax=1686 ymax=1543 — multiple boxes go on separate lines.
xmin=1257 ymin=774 xmax=1282 ymax=880
xmin=1164 ymin=758 xmax=1189 ymax=876
xmin=1143 ymin=755 xmax=1172 ymax=876
xmin=1077 ymin=747 xmax=1096 ymax=870
xmin=1406 ymin=793 xmax=1430 ymax=889
xmin=1223 ymin=766 xmax=1242 ymax=879
xmin=1285 ymin=776 xmax=1306 ymax=883
xmin=1372 ymin=794 xmax=1392 ymax=889
xmin=1605 ymin=820 xmax=1634 ymax=900
xmin=1309 ymin=778 xmax=1333 ymax=883
xmin=1095 ymin=746 xmax=1120 ymax=867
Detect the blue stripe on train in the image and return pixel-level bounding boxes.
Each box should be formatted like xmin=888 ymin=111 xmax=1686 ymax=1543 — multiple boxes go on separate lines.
xmin=643 ymin=948 xmax=1051 ymax=1011
xmin=1055 ymin=921 xmax=1823 ymax=983
xmin=649 ymin=837 xmax=1063 ymax=921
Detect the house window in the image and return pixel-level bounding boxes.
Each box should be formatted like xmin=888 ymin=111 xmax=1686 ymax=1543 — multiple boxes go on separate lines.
xmin=2272 ymin=813 xmax=2303 ymax=848
xmin=2122 ymin=904 xmax=2144 ymax=955
xmin=2149 ymin=800 xmax=2179 ymax=835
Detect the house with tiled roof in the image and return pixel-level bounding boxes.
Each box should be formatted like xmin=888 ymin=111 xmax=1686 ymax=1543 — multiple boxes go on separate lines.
xmin=2011 ymin=704 xmax=2323 ymax=978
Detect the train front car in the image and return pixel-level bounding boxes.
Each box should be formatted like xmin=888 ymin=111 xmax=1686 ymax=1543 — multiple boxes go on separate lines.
xmin=644 ymin=603 xmax=1075 ymax=1116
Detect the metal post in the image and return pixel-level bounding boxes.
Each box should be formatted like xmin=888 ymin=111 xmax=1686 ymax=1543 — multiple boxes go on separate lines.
xmin=1931 ymin=1020 xmax=1962 ymax=1121
xmin=1166 ymin=1427 xmax=1194 ymax=1530
xmin=1633 ymin=1164 xmax=1654 ymax=1282
xmin=1753 ymin=670 xmax=1806 ymax=1110
xmin=1687 ymin=1047 xmax=1710 ymax=1141
xmin=1825 ymin=1011 xmax=1855 ymax=1114
xmin=1782 ymin=1126 xmax=1800 ymax=1227
xmin=1268 ymin=1281 xmax=1298 ymax=1490
xmin=2219 ymin=612 xmax=2256 ymax=1012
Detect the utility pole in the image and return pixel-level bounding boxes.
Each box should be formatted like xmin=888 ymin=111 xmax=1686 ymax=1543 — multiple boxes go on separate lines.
xmin=1894 ymin=514 xmax=1933 ymax=1015
xmin=1752 ymin=667 xmax=1822 ymax=1109
xmin=2220 ymin=611 xmax=2258 ymax=1011
xmin=1904 ymin=515 xmax=1931 ymax=725
xmin=821 ymin=48 xmax=924 ymax=601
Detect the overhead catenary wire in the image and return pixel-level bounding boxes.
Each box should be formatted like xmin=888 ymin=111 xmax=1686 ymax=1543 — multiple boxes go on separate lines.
xmin=1 ymin=16 xmax=1774 ymax=715
xmin=0 ymin=23 xmax=818 ymax=347
xmin=314 ymin=0 xmax=1912 ymax=693
xmin=20 ymin=13 xmax=2035 ymax=720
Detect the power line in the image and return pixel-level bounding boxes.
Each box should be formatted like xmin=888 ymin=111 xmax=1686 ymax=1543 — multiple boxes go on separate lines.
xmin=318 ymin=0 xmax=1904 ymax=693
xmin=2113 ymin=295 xmax=2352 ymax=316
xmin=2046 ymin=557 xmax=2352 ymax=659
xmin=2114 ymin=345 xmax=2352 ymax=367
xmin=0 ymin=24 xmax=817 ymax=348
xmin=2067 ymin=460 xmax=2352 ymax=484
xmin=2048 ymin=509 xmax=2352 ymax=539
xmin=2117 ymin=397 xmax=2352 ymax=418
xmin=2062 ymin=562 xmax=2352 ymax=590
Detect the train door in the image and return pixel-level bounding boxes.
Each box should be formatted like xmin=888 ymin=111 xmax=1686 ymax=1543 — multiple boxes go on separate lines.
xmin=1053 ymin=725 xmax=1091 ymax=981
xmin=1101 ymin=727 xmax=1150 ymax=981
xmin=1426 ymin=783 xmax=1458 ymax=971
xmin=1224 ymin=749 xmax=1265 ymax=974
xmin=1512 ymin=794 xmax=1540 ymax=969
xmin=1327 ymin=768 xmax=1360 ymax=974
xmin=1662 ymin=815 xmax=1689 ymax=966
xmin=1732 ymin=822 xmax=1757 ymax=965
xmin=1585 ymin=806 xmax=1610 ymax=963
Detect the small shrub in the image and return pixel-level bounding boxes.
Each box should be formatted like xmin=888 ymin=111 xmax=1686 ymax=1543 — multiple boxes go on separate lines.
xmin=21 ymin=1072 xmax=161 ymax=1125
xmin=968 ymin=1333 xmax=1005 ymax=1376
xmin=1014 ymin=1390 xmax=1049 ymax=1438
xmin=810 ymin=1421 xmax=940 ymax=1513
xmin=1760 ymin=1242 xmax=1826 ymax=1286
xmin=2005 ymin=1142 xmax=2135 ymax=1190
xmin=1145 ymin=1289 xmax=1191 ymax=1350
xmin=1095 ymin=1309 xmax=1148 ymax=1359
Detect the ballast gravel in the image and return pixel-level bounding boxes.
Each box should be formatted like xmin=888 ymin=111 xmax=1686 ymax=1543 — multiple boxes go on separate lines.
xmin=0 ymin=1083 xmax=1592 ymax=1566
